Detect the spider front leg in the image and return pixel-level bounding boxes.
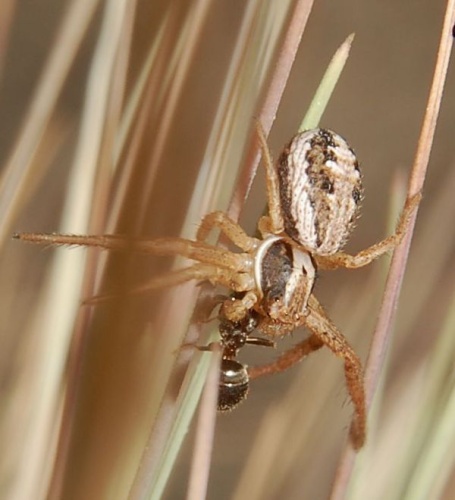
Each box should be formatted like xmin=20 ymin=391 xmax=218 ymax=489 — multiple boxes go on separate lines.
xmin=305 ymin=294 xmax=366 ymax=450
xmin=15 ymin=232 xmax=258 ymax=304
xmin=315 ymin=192 xmax=421 ymax=270
xmin=196 ymin=211 xmax=260 ymax=252
xmin=14 ymin=233 xmax=253 ymax=273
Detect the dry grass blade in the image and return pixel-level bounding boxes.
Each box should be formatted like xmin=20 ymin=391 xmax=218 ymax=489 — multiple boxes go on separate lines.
xmin=183 ymin=3 xmax=315 ymax=497
xmin=47 ymin=2 xmax=138 ymax=498
xmin=129 ymin=3 xmax=311 ymax=499
xmin=186 ymin=344 xmax=221 ymax=500
xmin=400 ymin=284 xmax=455 ymax=499
xmin=229 ymin=0 xmax=314 ymax=219
xmin=4 ymin=3 xmax=453 ymax=500
xmin=0 ymin=0 xmax=15 ymax=79
xmin=330 ymin=1 xmax=455 ymax=497
xmin=232 ymin=34 xmax=355 ymax=500
xmin=1 ymin=2 xmax=105 ymax=499
xmin=0 ymin=0 xmax=100 ymax=243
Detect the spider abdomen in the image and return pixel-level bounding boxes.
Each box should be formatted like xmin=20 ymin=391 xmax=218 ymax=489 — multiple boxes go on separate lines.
xmin=277 ymin=129 xmax=363 ymax=255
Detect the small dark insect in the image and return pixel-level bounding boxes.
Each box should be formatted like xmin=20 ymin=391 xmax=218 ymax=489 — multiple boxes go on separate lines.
xmin=214 ymin=296 xmax=275 ymax=411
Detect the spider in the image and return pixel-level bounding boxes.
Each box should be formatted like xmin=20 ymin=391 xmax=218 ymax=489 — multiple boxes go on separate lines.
xmin=14 ymin=124 xmax=419 ymax=449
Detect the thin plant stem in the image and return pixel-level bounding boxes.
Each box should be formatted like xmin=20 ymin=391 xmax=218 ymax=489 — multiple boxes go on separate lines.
xmin=300 ymin=33 xmax=355 ymax=131
xmin=330 ymin=1 xmax=455 ymax=497
xmin=0 ymin=0 xmax=100 ymax=244
xmin=127 ymin=3 xmax=305 ymax=499
xmin=232 ymin=34 xmax=357 ymax=500
xmin=229 ymin=0 xmax=315 ymax=220
xmin=46 ymin=2 xmax=138 ymax=498
xmin=186 ymin=345 xmax=221 ymax=500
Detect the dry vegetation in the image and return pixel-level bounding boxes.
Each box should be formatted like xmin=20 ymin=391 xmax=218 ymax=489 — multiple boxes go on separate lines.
xmin=1 ymin=1 xmax=455 ymax=499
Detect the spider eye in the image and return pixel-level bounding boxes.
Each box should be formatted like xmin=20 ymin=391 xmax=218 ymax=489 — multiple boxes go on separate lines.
xmin=217 ymin=359 xmax=249 ymax=411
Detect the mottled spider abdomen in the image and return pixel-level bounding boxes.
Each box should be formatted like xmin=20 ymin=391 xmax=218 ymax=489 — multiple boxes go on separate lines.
xmin=278 ymin=129 xmax=363 ymax=255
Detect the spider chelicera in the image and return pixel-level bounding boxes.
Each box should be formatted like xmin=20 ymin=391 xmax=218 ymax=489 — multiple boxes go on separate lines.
xmin=15 ymin=124 xmax=419 ymax=449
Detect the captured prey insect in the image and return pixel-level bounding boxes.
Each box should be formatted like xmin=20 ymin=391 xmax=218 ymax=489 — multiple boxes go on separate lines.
xmin=213 ymin=293 xmax=326 ymax=413
xmin=202 ymin=294 xmax=276 ymax=412
xmin=14 ymin=125 xmax=420 ymax=449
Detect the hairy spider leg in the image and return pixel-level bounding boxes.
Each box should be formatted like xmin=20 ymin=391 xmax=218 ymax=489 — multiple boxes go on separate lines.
xmin=248 ymin=294 xmax=366 ymax=450
xmin=305 ymin=294 xmax=366 ymax=449
xmin=196 ymin=211 xmax=260 ymax=252
xmin=248 ymin=334 xmax=324 ymax=379
xmin=14 ymin=233 xmax=252 ymax=272
xmin=83 ymin=264 xmax=255 ymax=305
xmin=315 ymin=192 xmax=421 ymax=270
xmin=14 ymin=232 xmax=260 ymax=303
xmin=255 ymin=122 xmax=285 ymax=236
xmin=195 ymin=124 xmax=286 ymax=250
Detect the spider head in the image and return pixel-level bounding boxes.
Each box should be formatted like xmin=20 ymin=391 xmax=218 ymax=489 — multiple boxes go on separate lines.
xmin=217 ymin=358 xmax=249 ymax=411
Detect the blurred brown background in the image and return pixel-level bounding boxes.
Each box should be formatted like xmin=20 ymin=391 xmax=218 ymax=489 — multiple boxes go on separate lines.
xmin=1 ymin=1 xmax=454 ymax=499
